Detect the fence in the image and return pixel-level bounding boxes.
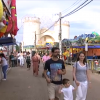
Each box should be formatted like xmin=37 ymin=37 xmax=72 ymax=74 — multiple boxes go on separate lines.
xmin=87 ymin=59 xmax=100 ymax=73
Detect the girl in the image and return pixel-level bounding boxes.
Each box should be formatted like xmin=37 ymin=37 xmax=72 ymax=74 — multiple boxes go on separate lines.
xmin=73 ymin=52 xmax=91 ymax=100
xmin=0 ymin=53 xmax=8 ymax=80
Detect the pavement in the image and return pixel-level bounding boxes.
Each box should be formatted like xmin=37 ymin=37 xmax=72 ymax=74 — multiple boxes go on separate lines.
xmin=0 ymin=63 xmax=100 ymax=100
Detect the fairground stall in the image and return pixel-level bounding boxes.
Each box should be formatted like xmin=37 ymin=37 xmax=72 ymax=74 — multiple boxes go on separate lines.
xmin=62 ymin=32 xmax=100 ymax=72
xmin=0 ymin=0 xmax=18 ymax=81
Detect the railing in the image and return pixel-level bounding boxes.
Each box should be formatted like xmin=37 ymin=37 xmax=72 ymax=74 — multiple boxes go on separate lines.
xmin=87 ymin=59 xmax=100 ymax=73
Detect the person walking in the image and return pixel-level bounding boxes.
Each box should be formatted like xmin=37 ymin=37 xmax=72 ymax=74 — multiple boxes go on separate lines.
xmin=42 ymin=52 xmax=50 ymax=77
xmin=44 ymin=47 xmax=66 ymax=100
xmin=73 ymin=52 xmax=91 ymax=100
xmin=19 ymin=51 xmax=24 ymax=67
xmin=59 ymin=78 xmax=77 ymax=100
xmin=32 ymin=52 xmax=39 ymax=77
xmin=36 ymin=53 xmax=41 ymax=70
xmin=0 ymin=53 xmax=8 ymax=81
xmin=26 ymin=52 xmax=31 ymax=70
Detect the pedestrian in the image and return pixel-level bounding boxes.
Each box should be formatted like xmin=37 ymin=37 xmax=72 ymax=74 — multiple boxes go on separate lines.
xmin=44 ymin=47 xmax=66 ymax=100
xmin=9 ymin=52 xmax=14 ymax=67
xmin=36 ymin=52 xmax=41 ymax=71
xmin=32 ymin=52 xmax=39 ymax=77
xmin=73 ymin=52 xmax=91 ymax=100
xmin=59 ymin=78 xmax=77 ymax=100
xmin=0 ymin=53 xmax=8 ymax=81
xmin=42 ymin=52 xmax=50 ymax=77
xmin=26 ymin=52 xmax=31 ymax=70
xmin=19 ymin=51 xmax=24 ymax=67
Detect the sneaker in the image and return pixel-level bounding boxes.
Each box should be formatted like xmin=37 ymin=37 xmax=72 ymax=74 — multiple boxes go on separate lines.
xmin=2 ymin=79 xmax=6 ymax=81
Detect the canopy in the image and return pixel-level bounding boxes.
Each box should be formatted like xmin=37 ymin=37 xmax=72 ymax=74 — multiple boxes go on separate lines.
xmin=0 ymin=37 xmax=16 ymax=45
xmin=72 ymin=45 xmax=100 ymax=48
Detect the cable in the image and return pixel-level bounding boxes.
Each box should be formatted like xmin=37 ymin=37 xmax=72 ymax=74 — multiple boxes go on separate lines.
xmin=62 ymin=0 xmax=82 ymax=14
xmin=62 ymin=0 xmax=89 ymax=18
xmin=61 ymin=0 xmax=93 ymax=18
xmin=40 ymin=19 xmax=59 ymax=34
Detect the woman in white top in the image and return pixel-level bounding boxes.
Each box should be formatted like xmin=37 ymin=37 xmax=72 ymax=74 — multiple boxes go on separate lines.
xmin=0 ymin=53 xmax=8 ymax=80
xmin=19 ymin=51 xmax=24 ymax=67
xmin=73 ymin=52 xmax=91 ymax=100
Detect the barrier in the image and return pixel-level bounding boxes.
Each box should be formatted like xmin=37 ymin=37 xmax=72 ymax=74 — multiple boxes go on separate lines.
xmin=87 ymin=59 xmax=100 ymax=73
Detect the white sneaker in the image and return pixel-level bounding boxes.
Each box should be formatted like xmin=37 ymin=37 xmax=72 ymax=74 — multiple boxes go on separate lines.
xmin=2 ymin=79 xmax=6 ymax=81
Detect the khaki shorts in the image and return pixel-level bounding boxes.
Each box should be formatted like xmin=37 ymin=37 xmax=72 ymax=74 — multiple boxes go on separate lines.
xmin=47 ymin=83 xmax=61 ymax=99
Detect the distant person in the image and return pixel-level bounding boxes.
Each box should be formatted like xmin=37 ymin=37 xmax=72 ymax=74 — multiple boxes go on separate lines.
xmin=36 ymin=53 xmax=41 ymax=70
xmin=42 ymin=53 xmax=50 ymax=77
xmin=9 ymin=52 xmax=14 ymax=67
xmin=59 ymin=78 xmax=77 ymax=100
xmin=0 ymin=53 xmax=8 ymax=81
xmin=19 ymin=51 xmax=24 ymax=67
xmin=93 ymin=53 xmax=98 ymax=59
xmin=26 ymin=52 xmax=31 ymax=70
xmin=32 ymin=52 xmax=39 ymax=76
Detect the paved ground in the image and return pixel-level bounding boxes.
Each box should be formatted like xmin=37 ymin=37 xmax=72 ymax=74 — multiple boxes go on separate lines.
xmin=0 ymin=63 xmax=100 ymax=100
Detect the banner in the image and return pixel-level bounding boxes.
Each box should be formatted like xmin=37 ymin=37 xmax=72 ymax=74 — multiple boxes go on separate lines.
xmin=3 ymin=0 xmax=11 ymax=13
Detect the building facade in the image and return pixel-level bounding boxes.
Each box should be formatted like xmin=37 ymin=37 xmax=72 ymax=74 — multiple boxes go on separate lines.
xmin=22 ymin=17 xmax=70 ymax=50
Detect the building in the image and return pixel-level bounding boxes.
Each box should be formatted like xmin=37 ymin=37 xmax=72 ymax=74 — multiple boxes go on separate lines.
xmin=22 ymin=17 xmax=70 ymax=51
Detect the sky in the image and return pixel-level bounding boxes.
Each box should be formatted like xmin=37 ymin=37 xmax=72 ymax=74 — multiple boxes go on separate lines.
xmin=15 ymin=0 xmax=100 ymax=42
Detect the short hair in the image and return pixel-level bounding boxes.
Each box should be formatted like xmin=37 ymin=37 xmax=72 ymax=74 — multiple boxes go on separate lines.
xmin=62 ymin=78 xmax=70 ymax=85
xmin=51 ymin=47 xmax=59 ymax=53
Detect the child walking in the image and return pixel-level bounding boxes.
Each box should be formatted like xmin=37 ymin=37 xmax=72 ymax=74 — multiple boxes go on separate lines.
xmin=59 ymin=78 xmax=77 ymax=100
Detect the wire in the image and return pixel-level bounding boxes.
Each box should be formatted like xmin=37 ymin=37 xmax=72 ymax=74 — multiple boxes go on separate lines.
xmin=61 ymin=0 xmax=93 ymax=18
xmin=62 ymin=0 xmax=82 ymax=14
xmin=40 ymin=19 xmax=59 ymax=34
xmin=35 ymin=0 xmax=93 ymax=34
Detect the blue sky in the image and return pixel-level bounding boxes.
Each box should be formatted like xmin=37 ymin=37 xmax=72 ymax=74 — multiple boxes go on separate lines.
xmin=15 ymin=0 xmax=100 ymax=42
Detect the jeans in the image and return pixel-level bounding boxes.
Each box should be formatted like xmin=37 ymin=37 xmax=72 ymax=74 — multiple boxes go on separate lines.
xmin=2 ymin=65 xmax=8 ymax=79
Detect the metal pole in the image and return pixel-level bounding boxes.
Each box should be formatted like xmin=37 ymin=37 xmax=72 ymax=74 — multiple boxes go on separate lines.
xmin=59 ymin=12 xmax=62 ymax=56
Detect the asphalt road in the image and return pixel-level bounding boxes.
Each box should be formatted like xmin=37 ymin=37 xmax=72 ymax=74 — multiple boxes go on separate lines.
xmin=0 ymin=63 xmax=100 ymax=100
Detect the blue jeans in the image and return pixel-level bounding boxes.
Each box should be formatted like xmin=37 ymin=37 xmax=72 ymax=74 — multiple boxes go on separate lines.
xmin=2 ymin=65 xmax=8 ymax=79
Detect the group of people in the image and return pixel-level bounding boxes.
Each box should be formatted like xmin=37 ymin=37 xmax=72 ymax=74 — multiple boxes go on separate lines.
xmin=0 ymin=47 xmax=91 ymax=100
xmin=43 ymin=47 xmax=90 ymax=100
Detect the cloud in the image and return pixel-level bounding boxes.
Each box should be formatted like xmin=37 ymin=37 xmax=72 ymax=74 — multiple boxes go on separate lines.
xmin=16 ymin=0 xmax=100 ymax=42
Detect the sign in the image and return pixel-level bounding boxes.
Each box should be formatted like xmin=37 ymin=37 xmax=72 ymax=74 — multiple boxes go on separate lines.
xmin=3 ymin=0 xmax=11 ymax=13
xmin=46 ymin=43 xmax=52 ymax=47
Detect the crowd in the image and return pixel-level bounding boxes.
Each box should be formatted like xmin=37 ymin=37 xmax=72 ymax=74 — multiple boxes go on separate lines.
xmin=0 ymin=47 xmax=91 ymax=100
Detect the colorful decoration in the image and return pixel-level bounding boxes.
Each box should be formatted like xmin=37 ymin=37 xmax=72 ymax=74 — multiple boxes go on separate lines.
xmin=0 ymin=0 xmax=3 ymax=20
xmin=11 ymin=0 xmax=18 ymax=35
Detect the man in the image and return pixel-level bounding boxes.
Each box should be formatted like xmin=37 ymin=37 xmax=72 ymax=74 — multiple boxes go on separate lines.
xmin=44 ymin=47 xmax=66 ymax=100
xmin=9 ymin=52 xmax=14 ymax=67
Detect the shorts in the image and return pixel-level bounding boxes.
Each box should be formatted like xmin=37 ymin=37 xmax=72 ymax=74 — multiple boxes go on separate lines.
xmin=47 ymin=83 xmax=61 ymax=99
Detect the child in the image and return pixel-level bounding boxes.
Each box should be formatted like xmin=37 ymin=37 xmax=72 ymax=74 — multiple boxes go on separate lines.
xmin=59 ymin=78 xmax=77 ymax=100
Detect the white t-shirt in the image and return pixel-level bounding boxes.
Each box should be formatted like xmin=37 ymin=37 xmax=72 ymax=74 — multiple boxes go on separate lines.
xmin=1 ymin=57 xmax=7 ymax=66
xmin=61 ymin=85 xmax=74 ymax=100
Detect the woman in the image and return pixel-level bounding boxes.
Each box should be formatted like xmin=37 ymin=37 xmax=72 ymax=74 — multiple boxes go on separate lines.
xmin=0 ymin=53 xmax=8 ymax=80
xmin=32 ymin=52 xmax=39 ymax=76
xmin=19 ymin=51 xmax=24 ymax=67
xmin=73 ymin=52 xmax=91 ymax=100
